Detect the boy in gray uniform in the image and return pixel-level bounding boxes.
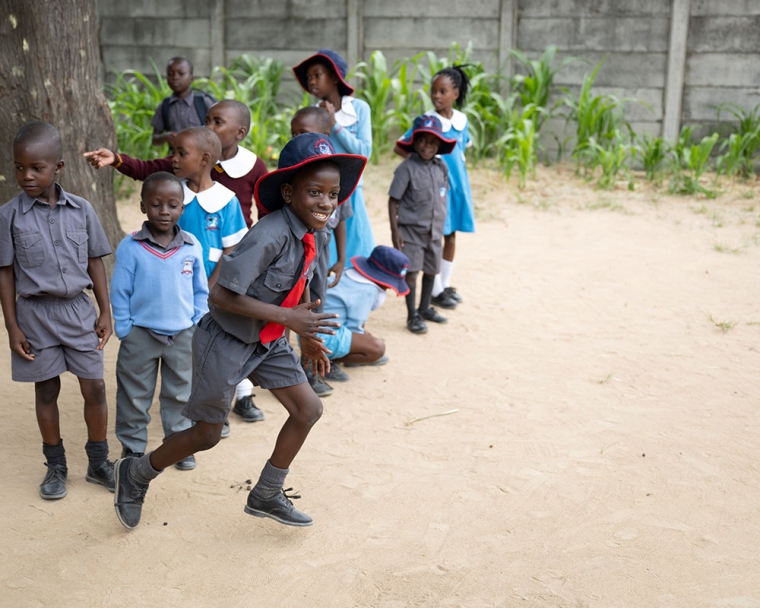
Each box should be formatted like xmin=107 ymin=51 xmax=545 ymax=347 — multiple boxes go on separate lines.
xmin=113 ymin=133 xmax=366 ymax=529
xmin=0 ymin=122 xmax=115 ymax=500
xmin=389 ymin=115 xmax=456 ymax=334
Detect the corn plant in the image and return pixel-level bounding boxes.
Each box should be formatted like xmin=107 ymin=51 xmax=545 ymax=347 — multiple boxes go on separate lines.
xmin=668 ymin=127 xmax=719 ymax=198
xmin=588 ymin=132 xmax=635 ymax=190
xmin=494 ymin=103 xmax=544 ymax=188
xmin=104 ymin=60 xmax=171 ymax=159
xmin=715 ymin=103 xmax=760 ymax=178
xmin=510 ymin=45 xmax=580 ymax=131
xmin=353 ymin=50 xmax=399 ymax=162
xmin=636 ymin=133 xmax=669 ymax=182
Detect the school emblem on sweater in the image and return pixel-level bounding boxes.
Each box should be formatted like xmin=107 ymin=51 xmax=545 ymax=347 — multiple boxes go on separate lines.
xmin=206 ymin=214 xmax=219 ymax=231
xmin=181 ymin=258 xmax=194 ymax=275
xmin=314 ymin=138 xmax=333 ymax=156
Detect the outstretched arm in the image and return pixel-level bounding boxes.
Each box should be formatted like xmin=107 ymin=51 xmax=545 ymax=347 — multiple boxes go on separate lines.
xmin=83 ymin=149 xmax=173 ymax=181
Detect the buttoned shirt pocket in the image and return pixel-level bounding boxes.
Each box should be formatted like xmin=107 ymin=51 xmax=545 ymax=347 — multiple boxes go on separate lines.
xmin=262 ymin=268 xmax=293 ymax=301
xmin=14 ymin=231 xmax=45 ymax=268
xmin=66 ymin=230 xmax=89 ymax=264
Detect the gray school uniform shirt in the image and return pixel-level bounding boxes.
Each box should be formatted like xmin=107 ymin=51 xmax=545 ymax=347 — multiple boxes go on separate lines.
xmin=388 ymin=152 xmax=449 ymax=240
xmin=211 ymin=205 xmax=327 ymax=344
xmin=151 ymin=92 xmax=216 ymax=134
xmin=0 ymin=185 xmax=112 ymax=298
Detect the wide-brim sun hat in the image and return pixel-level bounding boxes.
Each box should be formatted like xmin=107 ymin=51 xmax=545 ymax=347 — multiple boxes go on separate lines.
xmin=293 ymin=49 xmax=355 ymax=98
xmin=396 ymin=114 xmax=457 ymax=155
xmin=254 ymin=133 xmax=367 ymax=216
xmin=352 ymin=246 xmax=411 ymax=296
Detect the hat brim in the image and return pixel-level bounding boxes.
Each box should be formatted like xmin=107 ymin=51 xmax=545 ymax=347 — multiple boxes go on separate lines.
xmin=351 ymin=255 xmax=410 ymax=296
xmin=293 ymin=53 xmax=355 ymax=98
xmin=396 ymin=129 xmax=457 ymax=156
xmin=255 ymin=154 xmax=367 ymax=216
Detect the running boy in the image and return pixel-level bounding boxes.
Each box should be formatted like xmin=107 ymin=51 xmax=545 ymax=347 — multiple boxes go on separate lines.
xmin=0 ymin=122 xmax=115 ymax=499
xmin=113 ymin=133 xmax=366 ymax=529
xmin=152 ymin=57 xmax=216 ymax=149
xmin=86 ymin=99 xmax=267 ymax=228
xmin=389 ymin=116 xmax=456 ymax=334
xmin=319 ymin=246 xmax=411 ymax=368
xmin=289 ymin=106 xmax=352 ymax=394
xmin=111 ymin=172 xmax=209 ymax=471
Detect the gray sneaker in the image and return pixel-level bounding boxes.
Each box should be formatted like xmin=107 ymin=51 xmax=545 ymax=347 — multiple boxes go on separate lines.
xmin=114 ymin=458 xmax=149 ymax=530
xmin=86 ymin=460 xmax=115 ymax=492
xmin=244 ymin=488 xmax=313 ymax=527
xmin=39 ymin=463 xmax=67 ymax=500
xmin=324 ymin=362 xmax=350 ymax=383
xmin=305 ymin=367 xmax=333 ymax=397
xmin=221 ymin=419 xmax=231 ymax=439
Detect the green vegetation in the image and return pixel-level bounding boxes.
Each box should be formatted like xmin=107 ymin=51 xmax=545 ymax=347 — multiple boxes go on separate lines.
xmin=104 ymin=44 xmax=759 ymax=196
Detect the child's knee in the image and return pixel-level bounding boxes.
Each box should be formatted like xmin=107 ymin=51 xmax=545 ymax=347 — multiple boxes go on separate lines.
xmin=370 ymin=338 xmax=386 ymax=360
xmin=35 ymin=378 xmax=61 ymax=404
xmin=192 ymin=423 xmax=223 ymax=452
xmin=80 ymin=379 xmax=106 ymax=404
xmin=298 ymin=393 xmax=323 ymax=427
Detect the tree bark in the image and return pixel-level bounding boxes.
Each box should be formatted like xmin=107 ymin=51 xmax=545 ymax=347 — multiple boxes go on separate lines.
xmin=0 ymin=0 xmax=123 ymax=270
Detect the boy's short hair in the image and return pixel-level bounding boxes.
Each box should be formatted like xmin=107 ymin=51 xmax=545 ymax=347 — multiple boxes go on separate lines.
xmin=168 ymin=56 xmax=193 ymax=74
xmin=13 ymin=121 xmax=63 ymax=159
xmin=214 ymin=99 xmax=251 ymax=131
xmin=179 ymin=127 xmax=222 ymax=165
xmin=141 ymin=171 xmax=184 ymax=199
xmin=292 ymin=106 xmax=332 ymax=136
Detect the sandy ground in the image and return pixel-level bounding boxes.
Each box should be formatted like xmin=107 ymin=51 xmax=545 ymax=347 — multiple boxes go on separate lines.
xmin=1 ymin=160 xmax=759 ymax=607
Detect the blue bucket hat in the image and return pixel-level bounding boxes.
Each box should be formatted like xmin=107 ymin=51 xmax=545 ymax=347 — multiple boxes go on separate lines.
xmin=293 ymin=49 xmax=355 ymax=98
xmin=396 ymin=115 xmax=457 ymax=155
xmin=254 ymin=133 xmax=367 ymax=216
xmin=352 ymin=246 xmax=411 ymax=296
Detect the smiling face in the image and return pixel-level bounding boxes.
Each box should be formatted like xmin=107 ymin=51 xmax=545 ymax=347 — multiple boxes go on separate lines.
xmin=205 ymin=103 xmax=247 ymax=150
xmin=140 ymin=179 xmax=184 ymax=238
xmin=431 ymin=74 xmax=459 ymax=115
xmin=166 ymin=60 xmax=193 ymax=96
xmin=412 ymin=132 xmax=441 ymax=161
xmin=13 ymin=142 xmax=63 ymax=203
xmin=281 ymin=161 xmax=340 ymax=230
xmin=305 ymin=62 xmax=339 ymax=100
xmin=171 ymin=132 xmax=207 ymax=180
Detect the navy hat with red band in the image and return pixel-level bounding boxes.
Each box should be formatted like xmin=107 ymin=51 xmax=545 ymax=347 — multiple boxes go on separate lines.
xmin=352 ymin=246 xmax=411 ymax=296
xmin=293 ymin=49 xmax=355 ymax=98
xmin=396 ymin=115 xmax=457 ymax=155
xmin=254 ymin=133 xmax=367 ymax=216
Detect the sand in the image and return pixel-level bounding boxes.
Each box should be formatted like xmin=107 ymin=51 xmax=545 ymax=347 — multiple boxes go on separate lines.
xmin=1 ymin=161 xmax=759 ymax=607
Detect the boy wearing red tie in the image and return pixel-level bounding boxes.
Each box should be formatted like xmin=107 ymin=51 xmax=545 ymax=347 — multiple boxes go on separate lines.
xmin=113 ymin=133 xmax=367 ymax=530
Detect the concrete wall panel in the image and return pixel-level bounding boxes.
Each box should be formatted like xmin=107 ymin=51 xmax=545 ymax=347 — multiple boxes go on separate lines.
xmin=226 ymin=0 xmax=346 ymax=19
xmin=519 ymin=0 xmax=671 ymax=18
xmin=518 ymin=17 xmax=669 ymax=52
xmin=226 ymin=18 xmax=346 ymax=50
xmin=364 ymin=18 xmax=499 ymax=51
xmin=363 ymin=0 xmax=499 ymax=18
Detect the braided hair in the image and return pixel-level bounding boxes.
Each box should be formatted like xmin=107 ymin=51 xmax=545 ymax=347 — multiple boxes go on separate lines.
xmin=433 ymin=64 xmax=471 ymax=109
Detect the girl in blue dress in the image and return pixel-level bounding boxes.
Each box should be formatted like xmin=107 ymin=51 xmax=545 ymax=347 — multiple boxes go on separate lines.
xmin=395 ymin=65 xmax=475 ymax=308
xmin=293 ymin=50 xmax=376 ymax=272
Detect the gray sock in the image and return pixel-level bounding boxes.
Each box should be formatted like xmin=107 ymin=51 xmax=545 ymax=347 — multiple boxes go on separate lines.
xmin=131 ymin=452 xmax=162 ymax=485
xmin=251 ymin=460 xmax=288 ymax=500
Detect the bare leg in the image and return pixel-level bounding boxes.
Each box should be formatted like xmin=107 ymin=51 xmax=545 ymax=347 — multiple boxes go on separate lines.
xmin=443 ymin=232 xmax=456 ymax=262
xmin=336 ymin=332 xmax=385 ymax=365
xmin=267 ymin=383 xmax=323 ymax=469
xmin=148 ymin=420 xmax=225 ymax=471
xmin=35 ymin=377 xmax=62 ymax=445
xmin=78 ymin=377 xmax=108 ymax=442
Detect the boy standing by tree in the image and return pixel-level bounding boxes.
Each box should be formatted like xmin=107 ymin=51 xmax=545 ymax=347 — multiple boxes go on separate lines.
xmin=0 ymin=122 xmax=115 ymax=499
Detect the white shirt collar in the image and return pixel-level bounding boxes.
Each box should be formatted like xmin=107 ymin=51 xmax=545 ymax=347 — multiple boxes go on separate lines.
xmin=426 ymin=108 xmax=467 ymax=132
xmin=217 ymin=146 xmax=258 ymax=179
xmin=182 ymin=181 xmax=235 ymax=214
xmin=334 ymin=96 xmax=358 ymax=127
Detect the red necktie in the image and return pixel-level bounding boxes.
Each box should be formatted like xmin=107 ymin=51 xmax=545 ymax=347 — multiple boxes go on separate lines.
xmin=259 ymin=232 xmax=317 ymax=344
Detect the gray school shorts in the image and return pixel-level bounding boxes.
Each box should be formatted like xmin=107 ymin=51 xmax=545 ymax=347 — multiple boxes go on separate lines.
xmin=181 ymin=315 xmax=307 ymax=424
xmin=12 ymin=292 xmax=104 ymax=382
xmin=399 ymin=225 xmax=442 ymax=275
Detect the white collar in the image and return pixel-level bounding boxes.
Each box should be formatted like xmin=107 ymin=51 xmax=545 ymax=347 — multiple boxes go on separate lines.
xmin=426 ymin=108 xmax=467 ymax=132
xmin=182 ymin=181 xmax=235 ymax=214
xmin=217 ymin=146 xmax=258 ymax=179
xmin=334 ymin=96 xmax=358 ymax=127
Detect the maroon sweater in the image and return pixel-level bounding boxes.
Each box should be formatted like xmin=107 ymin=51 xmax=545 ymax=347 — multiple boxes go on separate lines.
xmin=113 ymin=150 xmax=268 ymax=227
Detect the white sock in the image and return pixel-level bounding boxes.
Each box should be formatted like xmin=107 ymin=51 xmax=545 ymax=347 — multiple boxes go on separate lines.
xmin=432 ymin=273 xmax=444 ymax=297
xmin=236 ymin=378 xmax=253 ymax=400
xmin=440 ymin=260 xmax=454 ymax=289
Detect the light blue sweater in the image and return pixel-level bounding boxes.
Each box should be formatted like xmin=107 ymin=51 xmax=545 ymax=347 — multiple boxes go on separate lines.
xmin=111 ymin=224 xmax=209 ymax=339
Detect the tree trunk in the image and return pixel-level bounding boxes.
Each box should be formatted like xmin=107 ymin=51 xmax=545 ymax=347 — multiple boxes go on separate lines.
xmin=0 ymin=0 xmax=123 ymax=271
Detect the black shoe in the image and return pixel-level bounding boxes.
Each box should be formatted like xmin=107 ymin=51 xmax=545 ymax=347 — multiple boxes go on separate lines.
xmin=305 ymin=367 xmax=333 ymax=397
xmin=407 ymin=313 xmax=428 ymax=334
xmin=39 ymin=463 xmax=67 ymax=500
xmin=114 ymin=458 xmax=149 ymax=530
xmin=221 ymin=419 xmax=231 ymax=439
xmin=86 ymin=460 xmax=115 ymax=492
xmin=244 ymin=488 xmax=313 ymax=527
xmin=324 ymin=362 xmax=350 ymax=383
xmin=419 ymin=306 xmax=448 ymax=324
xmin=233 ymin=394 xmax=264 ymax=422
xmin=344 ymin=355 xmax=389 ymax=367
xmin=174 ymin=455 xmax=196 ymax=471
xmin=431 ymin=291 xmax=458 ymax=309
xmin=121 ymin=448 xmax=145 ymax=459
xmin=443 ymin=286 xmax=463 ymax=303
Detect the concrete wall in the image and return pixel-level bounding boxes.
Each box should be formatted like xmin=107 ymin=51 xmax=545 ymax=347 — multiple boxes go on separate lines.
xmin=98 ymin=0 xmax=760 ymax=141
